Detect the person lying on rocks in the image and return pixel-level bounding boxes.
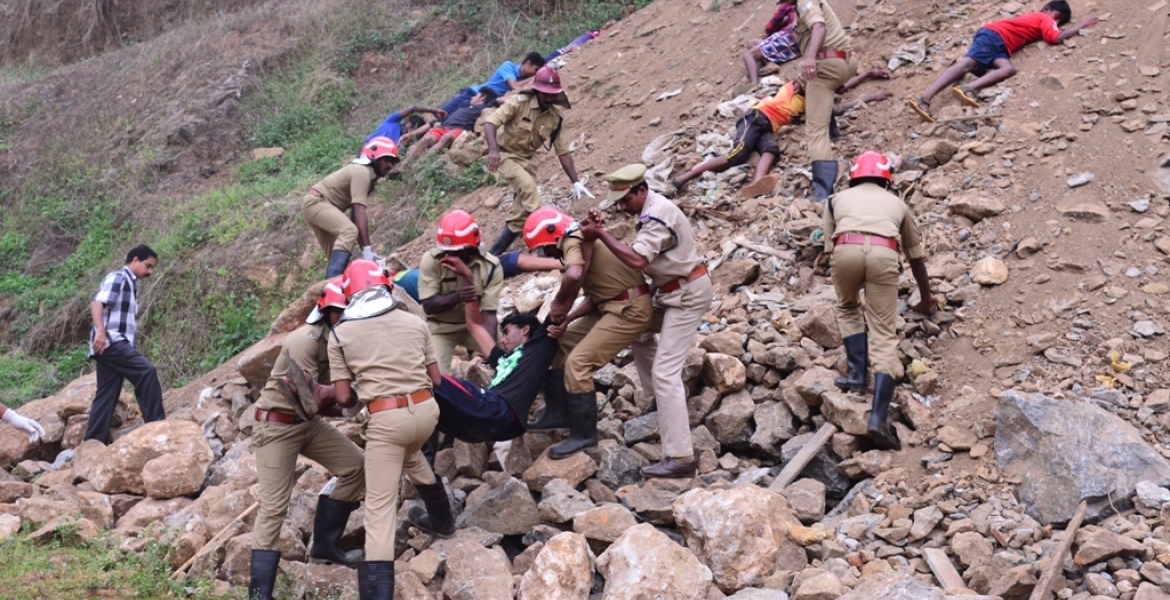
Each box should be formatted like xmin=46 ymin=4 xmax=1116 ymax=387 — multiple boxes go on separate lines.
xmin=393 ymin=248 xmax=562 ymax=304
xmin=440 ymin=52 xmax=546 ymax=115
xmin=402 ymin=88 xmax=498 ymax=164
xmin=743 ymin=2 xmax=799 ymax=84
xmin=670 ymin=70 xmax=893 ymax=199
xmin=907 ymin=0 xmax=1098 ymax=123
xmin=363 ymin=104 xmax=448 ymax=147
xmin=544 ymin=17 xmax=620 ymax=62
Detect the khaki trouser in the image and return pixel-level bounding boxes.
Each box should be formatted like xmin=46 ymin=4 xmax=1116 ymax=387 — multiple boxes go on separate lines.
xmin=803 ymin=57 xmax=857 ymax=161
xmin=251 ymin=417 xmax=366 ymax=550
xmin=498 ymin=154 xmax=540 ymax=234
xmin=363 ymin=398 xmax=440 ymax=561
xmin=303 ymin=195 xmax=358 ymax=256
xmin=831 ymin=243 xmax=902 ymax=378
xmin=555 ymin=296 xmax=653 ymax=394
xmin=428 ymin=320 xmax=478 ymax=375
xmin=631 ymin=276 xmax=714 ymax=460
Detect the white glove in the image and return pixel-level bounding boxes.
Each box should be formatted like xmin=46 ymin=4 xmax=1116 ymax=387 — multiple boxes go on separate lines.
xmin=572 ymin=181 xmax=595 ymax=200
xmin=2 ymin=409 xmax=45 ymax=443
xmin=361 ymin=246 xmax=379 ymax=261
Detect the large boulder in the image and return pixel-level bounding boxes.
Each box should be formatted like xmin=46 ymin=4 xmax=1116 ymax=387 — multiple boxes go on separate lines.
xmin=995 ymin=390 xmax=1170 ymax=523
xmin=795 ymin=303 xmax=841 ymax=349
xmin=235 ymin=332 xmax=288 ymax=389
xmin=673 ymin=484 xmax=801 ymax=592
xmin=517 ymin=532 xmax=595 ymax=600
xmin=142 ymin=452 xmax=208 ymax=499
xmin=457 ymin=476 xmax=540 ymax=535
xmin=87 ymin=420 xmax=215 ymax=495
xmin=441 ymin=541 xmax=514 ymax=600
xmin=596 ymin=523 xmax=713 ymax=600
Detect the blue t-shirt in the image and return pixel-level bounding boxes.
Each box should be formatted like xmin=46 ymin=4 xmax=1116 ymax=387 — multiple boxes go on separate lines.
xmin=366 ymin=111 xmax=403 ymax=143
xmin=473 ymin=61 xmax=521 ymax=97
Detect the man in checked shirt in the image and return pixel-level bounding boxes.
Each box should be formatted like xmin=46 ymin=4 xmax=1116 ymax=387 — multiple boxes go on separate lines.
xmin=84 ymin=244 xmax=166 ymax=443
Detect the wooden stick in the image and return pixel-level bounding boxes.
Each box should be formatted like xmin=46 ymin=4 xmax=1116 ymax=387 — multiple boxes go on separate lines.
xmin=171 ymin=501 xmax=260 ymax=580
xmin=923 ymin=548 xmax=966 ymax=590
xmin=1027 ymin=500 xmax=1088 ymax=600
xmin=769 ymin=423 xmax=837 ymax=491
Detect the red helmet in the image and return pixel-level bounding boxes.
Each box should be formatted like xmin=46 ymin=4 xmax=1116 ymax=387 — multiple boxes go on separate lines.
xmin=360 ymin=136 xmax=400 ymax=163
xmin=342 ymin=259 xmax=391 ymax=300
xmin=319 ymin=276 xmax=347 ymax=311
xmin=436 ymin=209 xmax=482 ymax=251
xmin=532 ymin=65 xmax=563 ymax=94
xmin=523 ymin=206 xmax=574 ymax=251
xmin=849 ymin=150 xmax=893 ymax=184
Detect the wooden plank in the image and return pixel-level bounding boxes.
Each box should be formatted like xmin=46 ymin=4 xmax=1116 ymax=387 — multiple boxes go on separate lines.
xmin=1028 ymin=501 xmax=1088 ymax=600
xmin=923 ymin=548 xmax=966 ymax=591
xmin=769 ymin=423 xmax=837 ymax=492
xmin=171 ymin=501 xmax=259 ymax=580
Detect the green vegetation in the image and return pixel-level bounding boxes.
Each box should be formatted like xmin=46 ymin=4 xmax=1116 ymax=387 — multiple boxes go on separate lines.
xmin=0 ymin=526 xmax=227 ymax=599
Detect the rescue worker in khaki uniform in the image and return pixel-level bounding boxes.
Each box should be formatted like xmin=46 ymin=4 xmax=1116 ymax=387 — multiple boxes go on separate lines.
xmin=483 ymin=65 xmax=593 ymax=255
xmin=418 ymin=210 xmax=504 ymax=374
xmin=303 ymin=137 xmax=398 ymax=279
xmin=580 ymin=165 xmax=714 ymax=478
xmin=780 ymin=0 xmax=857 ymax=200
xmin=328 ymin=260 xmax=454 ymax=600
xmin=521 ymin=206 xmax=653 ymax=459
xmin=249 ymin=278 xmax=366 ymax=600
xmin=817 ymin=151 xmax=937 ymax=450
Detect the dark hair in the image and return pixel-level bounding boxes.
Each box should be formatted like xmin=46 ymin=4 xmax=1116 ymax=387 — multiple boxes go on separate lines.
xmin=522 ymin=52 xmax=547 ymax=68
xmin=1042 ymin=1 xmax=1071 ymax=25
xmin=631 ymin=181 xmax=650 ymax=195
xmin=501 ymin=312 xmax=541 ymax=337
xmin=478 ymin=88 xmax=498 ymax=105
xmin=849 ymin=177 xmax=890 ymax=189
xmin=125 ymin=244 xmax=158 ymax=263
xmin=404 ymin=114 xmax=427 ymax=130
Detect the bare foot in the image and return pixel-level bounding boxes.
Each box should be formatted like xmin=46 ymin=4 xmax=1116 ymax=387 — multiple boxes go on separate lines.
xmin=670 ymin=177 xmax=690 ymax=194
xmin=866 ymin=69 xmax=891 ymax=80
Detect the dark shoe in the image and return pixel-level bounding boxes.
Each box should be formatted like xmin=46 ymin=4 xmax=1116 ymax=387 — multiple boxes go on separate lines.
xmin=527 ymin=370 xmax=570 ymax=431
xmin=248 ymin=549 xmax=280 ymax=600
xmin=325 ymin=250 xmax=351 ymax=279
xmin=641 ymin=458 xmax=698 ymax=479
xmin=834 ymin=333 xmax=868 ymax=392
xmin=488 ymin=228 xmax=518 ymax=256
xmin=357 ymin=561 xmax=394 ymax=600
xmin=811 ymin=160 xmax=839 ymax=202
xmin=407 ymin=481 xmax=455 ymax=538
xmin=310 ymin=496 xmax=362 ymax=567
xmin=867 ymin=373 xmax=902 ymax=451
xmin=548 ymin=392 xmax=598 ymax=459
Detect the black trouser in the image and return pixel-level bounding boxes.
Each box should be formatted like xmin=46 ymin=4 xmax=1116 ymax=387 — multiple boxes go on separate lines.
xmin=84 ymin=340 xmax=166 ymax=443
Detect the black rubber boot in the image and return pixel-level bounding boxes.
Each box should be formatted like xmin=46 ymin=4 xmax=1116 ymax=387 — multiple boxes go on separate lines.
xmin=867 ymin=373 xmax=902 ymax=450
xmin=527 ymin=370 xmax=570 ymax=431
xmin=834 ymin=333 xmax=868 ymax=392
xmin=310 ymin=496 xmax=362 ymax=566
xmin=357 ymin=561 xmax=394 ymax=600
xmin=488 ymin=228 xmax=518 ymax=256
xmin=549 ymin=392 xmax=599 ymax=459
xmin=829 ymin=113 xmax=841 ymax=141
xmin=408 ymin=481 xmax=456 ymax=538
xmin=325 ymin=250 xmax=351 ymax=279
xmin=811 ymin=160 xmax=839 ymax=202
xmin=248 ymin=549 xmax=280 ymax=600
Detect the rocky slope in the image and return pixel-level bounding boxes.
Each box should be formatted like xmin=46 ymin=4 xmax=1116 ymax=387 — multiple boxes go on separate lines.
xmin=4 ymin=0 xmax=1170 ymax=597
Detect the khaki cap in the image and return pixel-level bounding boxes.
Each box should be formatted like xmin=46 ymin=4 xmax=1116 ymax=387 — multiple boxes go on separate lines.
xmin=604 ymin=164 xmax=648 ymax=201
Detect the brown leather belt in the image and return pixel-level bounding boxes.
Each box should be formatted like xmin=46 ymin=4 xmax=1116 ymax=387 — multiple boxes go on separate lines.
xmin=835 ymin=232 xmax=899 ymax=251
xmin=607 ymin=284 xmax=650 ymax=303
xmin=368 ymin=389 xmax=433 ymax=414
xmin=658 ymin=265 xmax=708 ymax=294
xmin=255 ymin=409 xmax=303 ymax=425
xmin=817 ymin=50 xmax=852 ymax=60
xmin=308 ymin=188 xmax=323 ymax=197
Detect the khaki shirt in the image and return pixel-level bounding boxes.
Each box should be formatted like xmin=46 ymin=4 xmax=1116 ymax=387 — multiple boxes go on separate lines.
xmin=311 ymin=164 xmax=377 ymax=211
xmin=484 ymin=93 xmax=571 ymax=159
xmin=823 ymin=182 xmax=925 ymax=259
xmin=328 ymin=309 xmax=436 ymax=401
xmin=632 ymin=191 xmax=704 ymax=287
xmin=255 ymin=323 xmax=329 ymax=413
xmin=417 ymin=248 xmax=504 ymax=324
xmin=794 ymin=0 xmax=852 ymax=54
xmin=561 ymin=234 xmax=646 ymax=303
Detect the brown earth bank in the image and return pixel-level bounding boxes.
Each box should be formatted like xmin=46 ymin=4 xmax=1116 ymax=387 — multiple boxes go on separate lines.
xmin=3 ymin=0 xmax=1170 ymax=597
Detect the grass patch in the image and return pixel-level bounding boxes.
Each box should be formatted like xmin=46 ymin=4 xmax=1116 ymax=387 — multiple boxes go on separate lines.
xmin=0 ymin=348 xmax=87 ymax=409
xmin=0 ymin=528 xmax=228 ymax=599
xmin=200 ymin=292 xmax=267 ymax=371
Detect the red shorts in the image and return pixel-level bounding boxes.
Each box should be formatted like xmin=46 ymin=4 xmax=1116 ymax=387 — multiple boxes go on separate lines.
xmin=426 ymin=127 xmax=465 ymax=141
